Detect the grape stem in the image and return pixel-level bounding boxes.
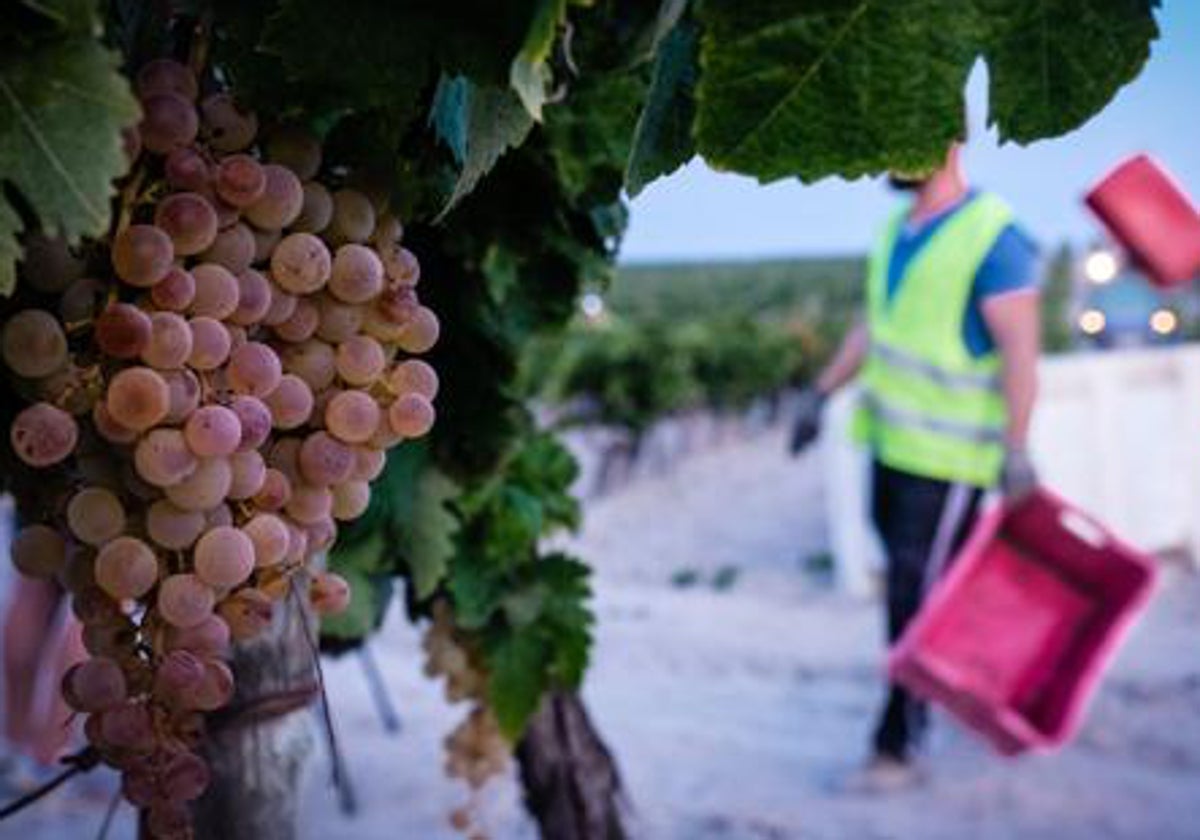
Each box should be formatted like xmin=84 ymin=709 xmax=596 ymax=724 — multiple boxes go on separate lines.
xmin=0 ymin=747 xmax=101 ymax=821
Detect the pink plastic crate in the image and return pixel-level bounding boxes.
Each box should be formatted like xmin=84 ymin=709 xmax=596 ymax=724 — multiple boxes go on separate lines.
xmin=888 ymin=489 xmax=1158 ymax=756
xmin=1084 ymin=154 xmax=1200 ymax=287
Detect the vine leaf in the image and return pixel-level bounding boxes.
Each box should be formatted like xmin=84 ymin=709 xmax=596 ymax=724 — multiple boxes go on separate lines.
xmin=487 ymin=628 xmax=548 ymax=739
xmin=625 ymin=16 xmax=699 ymax=197
xmin=695 ymin=0 xmax=1160 ymax=184
xmin=510 ymin=0 xmax=567 ymax=119
xmin=401 ymin=465 xmax=462 ymax=600
xmin=0 ymin=34 xmax=139 ymax=294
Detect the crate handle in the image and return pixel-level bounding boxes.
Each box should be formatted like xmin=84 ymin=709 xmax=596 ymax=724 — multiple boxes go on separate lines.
xmin=1060 ymin=509 xmax=1107 ymax=549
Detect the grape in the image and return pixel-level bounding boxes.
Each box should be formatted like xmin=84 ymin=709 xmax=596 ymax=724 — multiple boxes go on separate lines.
xmin=150 ymin=266 xmax=196 ymax=312
xmin=57 ymin=279 xmax=103 ymax=327
xmin=267 ymin=437 xmax=302 ymax=483
xmin=283 ymin=523 xmax=309 ymax=565
xmin=154 ymin=192 xmax=218 ymax=256
xmin=162 ymin=749 xmax=212 ymax=800
xmin=389 ymin=393 xmax=435 ymax=438
xmin=368 ymin=408 xmax=404 ymax=449
xmin=183 ymin=405 xmax=242 ymax=458
xmin=264 ymin=374 xmax=313 ymax=430
xmin=228 ymin=395 xmax=272 ymax=452
xmin=226 ymin=341 xmax=282 ymax=397
xmin=194 ymin=526 xmax=255 ymax=589
xmin=187 ymin=316 xmax=232 ymax=370
xmin=158 ymin=573 xmax=215 ymax=628
xmin=58 ymin=550 xmax=96 ymax=594
xmin=11 ymin=402 xmax=78 ymax=466
xmin=331 ymin=480 xmax=370 ymax=520
xmin=329 ymin=244 xmax=384 ymax=303
xmin=253 ymin=468 xmax=292 ymax=512
xmin=285 ymin=483 xmax=332 ymax=524
xmin=66 ymin=486 xmax=126 ymax=546
xmin=164 ymin=457 xmax=232 ymax=511
xmin=325 ymin=390 xmax=380 ymax=445
xmin=135 ymin=59 xmax=198 ymax=101
xmin=95 ymin=536 xmax=159 ymax=599
xmin=314 ymin=295 xmax=364 ymax=343
xmin=162 ymin=369 xmax=201 ymax=424
xmin=229 ymin=269 xmax=272 ymax=326
xmin=199 ymin=223 xmax=256 ymax=275
xmin=146 ymin=801 xmax=191 ymax=838
xmin=3 ymin=309 xmax=68 ymax=378
xmin=93 ymin=400 xmax=138 ymax=445
xmin=141 ymin=311 xmax=193 ymax=370
xmin=165 ymin=614 xmax=231 ymax=658
xmin=206 ymin=503 xmax=234 ymax=529
xmin=336 ymin=335 xmax=386 ymax=386
xmin=262 ymin=284 xmax=298 ymax=327
xmin=362 ymin=302 xmax=408 ymax=344
xmin=20 ymin=233 xmax=85 ymax=294
xmin=135 ymin=428 xmax=198 ymax=487
xmin=106 ymin=367 xmax=170 ymax=431
xmin=273 ymin=296 xmax=320 ymax=343
xmin=292 ymin=181 xmax=333 ymax=233
xmin=326 ymin=189 xmax=375 ymax=245
xmin=94 ymin=302 xmax=151 ymax=360
xmin=218 ymin=588 xmax=273 ymax=640
xmin=265 ymin=126 xmax=321 ymax=180
xmin=228 ymin=450 xmax=266 ymax=500
xmin=62 ymin=658 xmax=127 ymax=712
xmin=11 ymin=524 xmax=67 ymax=578
xmin=280 ymin=339 xmax=336 ymax=391
xmin=310 ymin=571 xmax=351 ymax=615
xmin=100 ymin=700 xmax=157 ymax=752
xmin=139 ymin=92 xmax=199 ymax=154
xmin=271 ymin=233 xmax=330 ymax=295
xmin=112 ymin=224 xmax=174 ymax=288
xmin=200 ymin=93 xmax=258 ymax=153
xmin=397 ymin=306 xmax=440 ymax=354
xmin=350 ymin=446 xmax=386 ymax=482
xmin=298 ymin=431 xmax=354 ymax=486
xmin=379 ymin=242 xmax=421 ymax=286
xmin=244 ymin=164 xmax=302 ymax=230
xmin=242 ymin=514 xmax=289 ymax=567
xmin=388 ymin=359 xmax=439 ymax=400
xmin=153 ymin=649 xmax=206 ymax=708
xmin=304 ymin=516 xmax=338 ymax=553
xmin=165 ymin=147 xmax=211 ymax=192
xmin=376 ymin=285 xmax=420 ymax=327
xmin=146 ymin=499 xmax=206 ymax=550
xmin=371 ymin=213 xmax=404 ymax=248
xmin=215 ymin=154 xmax=267 ymax=207
xmin=252 ymin=227 xmax=282 ymax=266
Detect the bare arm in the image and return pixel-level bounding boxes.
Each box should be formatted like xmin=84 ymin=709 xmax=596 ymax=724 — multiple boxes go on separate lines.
xmin=816 ymin=320 xmax=869 ymax=395
xmin=981 ymin=290 xmax=1041 ymax=447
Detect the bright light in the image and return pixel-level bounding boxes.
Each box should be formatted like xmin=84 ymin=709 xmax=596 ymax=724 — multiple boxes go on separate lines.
xmin=1150 ymin=309 xmax=1178 ymax=335
xmin=1079 ymin=309 xmax=1107 ymax=335
xmin=580 ymin=292 xmax=605 ymax=321
xmin=1084 ymin=250 xmax=1118 ymax=284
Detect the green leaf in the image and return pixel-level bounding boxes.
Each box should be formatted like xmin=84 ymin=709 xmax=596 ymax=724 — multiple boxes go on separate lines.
xmin=401 ymin=465 xmax=461 ymax=600
xmin=434 ymin=80 xmax=534 ymax=220
xmin=486 ymin=627 xmax=548 ymax=739
xmin=977 ymin=0 xmax=1159 ymax=143
xmin=510 ymin=0 xmax=568 ymax=119
xmin=0 ymin=31 xmax=138 ymax=293
xmin=0 ymin=202 xmax=21 ymax=297
xmin=626 ymin=15 xmax=699 ymax=196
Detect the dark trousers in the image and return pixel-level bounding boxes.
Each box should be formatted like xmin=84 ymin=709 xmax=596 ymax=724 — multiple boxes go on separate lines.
xmin=870 ymin=460 xmax=982 ymax=761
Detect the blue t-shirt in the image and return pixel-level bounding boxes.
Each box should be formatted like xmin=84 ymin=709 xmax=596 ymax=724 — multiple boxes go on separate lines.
xmin=886 ymin=191 xmax=1041 ymax=357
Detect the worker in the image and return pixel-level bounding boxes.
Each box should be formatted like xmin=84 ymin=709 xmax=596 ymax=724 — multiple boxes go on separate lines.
xmin=789 ymin=143 xmax=1042 ymax=790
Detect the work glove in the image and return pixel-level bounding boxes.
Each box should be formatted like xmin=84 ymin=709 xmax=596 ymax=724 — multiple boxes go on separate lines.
xmin=999 ymin=445 xmax=1038 ymax=502
xmin=788 ymin=388 xmax=827 ymax=455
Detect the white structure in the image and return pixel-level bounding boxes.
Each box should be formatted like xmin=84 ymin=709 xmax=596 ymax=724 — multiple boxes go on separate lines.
xmin=822 ymin=344 xmax=1200 ymax=596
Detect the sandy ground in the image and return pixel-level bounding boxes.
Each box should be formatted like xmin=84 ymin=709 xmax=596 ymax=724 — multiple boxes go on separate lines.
xmin=3 ymin=426 xmax=1200 ymax=840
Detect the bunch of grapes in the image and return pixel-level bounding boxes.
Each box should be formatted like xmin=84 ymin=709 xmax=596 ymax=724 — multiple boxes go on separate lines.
xmin=422 ymin=602 xmax=509 ymax=838
xmin=5 ymin=58 xmax=438 ymax=838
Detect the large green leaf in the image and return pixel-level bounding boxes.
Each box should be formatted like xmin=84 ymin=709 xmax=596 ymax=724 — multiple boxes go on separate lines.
xmin=695 ymin=0 xmax=1159 ymax=183
xmin=510 ymin=0 xmax=568 ymax=119
xmin=0 ymin=26 xmax=139 ymax=293
xmin=486 ymin=627 xmax=548 ymax=739
xmin=626 ymin=16 xmax=699 ymax=196
xmin=399 ymin=464 xmax=461 ymax=600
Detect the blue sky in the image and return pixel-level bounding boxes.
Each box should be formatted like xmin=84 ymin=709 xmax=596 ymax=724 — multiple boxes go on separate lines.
xmin=621 ymin=2 xmax=1200 ymax=263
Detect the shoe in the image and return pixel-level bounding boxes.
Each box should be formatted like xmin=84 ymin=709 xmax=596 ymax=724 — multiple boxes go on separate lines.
xmin=840 ymin=753 xmax=926 ymax=795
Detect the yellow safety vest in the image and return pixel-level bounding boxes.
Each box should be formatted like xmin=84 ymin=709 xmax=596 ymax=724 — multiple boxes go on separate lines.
xmin=854 ymin=192 xmax=1014 ymax=487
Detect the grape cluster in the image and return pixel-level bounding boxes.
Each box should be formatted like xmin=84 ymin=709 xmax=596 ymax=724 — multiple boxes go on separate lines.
xmin=5 ymin=58 xmax=438 ymax=837
xmin=422 ymin=603 xmax=509 ymax=838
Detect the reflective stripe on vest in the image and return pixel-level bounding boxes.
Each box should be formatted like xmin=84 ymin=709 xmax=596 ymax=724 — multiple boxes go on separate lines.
xmin=854 ymin=192 xmax=1014 ymax=487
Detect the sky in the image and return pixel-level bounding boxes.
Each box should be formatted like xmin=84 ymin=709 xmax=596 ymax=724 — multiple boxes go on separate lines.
xmin=620 ymin=2 xmax=1200 ymax=263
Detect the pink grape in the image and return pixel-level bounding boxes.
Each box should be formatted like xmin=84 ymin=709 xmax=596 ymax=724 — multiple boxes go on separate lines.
xmin=304 ymin=516 xmax=338 ymax=553
xmin=189 ymin=263 xmax=241 ymax=319
xmin=66 ymin=486 xmax=126 ymax=546
xmin=150 ymin=266 xmax=196 ymax=311
xmin=146 ymin=499 xmax=206 ymax=550
xmin=388 ymin=393 xmax=435 ymax=438
xmin=98 ymin=701 xmax=156 ymax=750
xmin=335 ymin=335 xmax=385 ymax=385
xmin=93 ymin=400 xmax=138 ymax=444
xmin=228 ymin=449 xmax=267 ymax=500
xmin=262 ymin=284 xmax=298 ymax=326
xmin=331 ymin=480 xmax=370 ymax=520
xmin=154 ymin=192 xmax=218 ymax=256
xmin=157 ymin=573 xmax=215 ymax=628
xmin=94 ymin=302 xmax=152 ymax=359
xmin=230 ymin=395 xmax=272 ymax=451
xmin=252 ymin=227 xmax=281 ymax=265
xmin=95 ymin=536 xmax=159 ymax=599
xmin=267 ymin=437 xmax=302 ymax=483
xmin=253 ymin=468 xmax=292 ymax=511
xmin=11 ymin=402 xmax=78 ymax=466
xmin=280 ymin=339 xmax=336 ymax=391
xmin=325 ymin=189 xmax=374 ymax=245
xmin=135 ymin=428 xmax=198 ymax=487
xmin=244 ymin=163 xmax=302 ymax=229
xmin=271 ymin=232 xmax=330 ymax=295
xmin=154 ymin=649 xmax=207 ymax=708
xmin=230 ymin=269 xmax=272 ymax=326
xmin=329 ymin=244 xmax=384 ymax=303
xmin=184 ymin=405 xmax=242 ymax=458
xmin=62 ymin=658 xmax=126 ymax=712
xmin=162 ymin=369 xmax=201 ymax=424
xmin=215 ymin=154 xmax=266 ymax=207
xmin=161 ymin=749 xmax=212 ymax=800
xmin=388 ymin=359 xmax=439 ymax=399
xmin=164 ymin=147 xmax=211 ymax=192
xmin=243 ymin=513 xmax=290 ymax=567
xmin=227 ymin=341 xmax=282 ymax=397
xmin=187 ymin=316 xmax=232 ymax=370
xmin=2 ymin=309 xmax=68 ymax=377
xmin=164 ymin=456 xmax=232 ymax=511
xmin=199 ymin=223 xmax=256 ymax=274
xmin=106 ymin=366 xmax=170 ymax=431
xmin=142 ymin=311 xmax=194 ymax=369
xmin=200 ymin=93 xmax=258 ymax=153
xmin=285 ymin=483 xmax=332 ymax=524
xmin=350 ymin=446 xmax=386 ymax=482
xmin=264 ymin=374 xmax=313 ymax=429
xmin=135 ymin=59 xmax=198 ymax=101
xmin=194 ymin=526 xmax=255 ymax=589
xmin=325 ymin=390 xmax=380 ymax=444
xmin=165 ymin=614 xmax=231 ymax=658
xmin=397 ymin=306 xmax=440 ymax=354
xmin=193 ymin=660 xmax=235 ymax=711
xmin=292 ymin=181 xmax=333 ymax=233
xmin=379 ymin=243 xmax=420 ymax=286
xmin=313 ymin=295 xmax=364 ymax=344
xmin=298 ymin=431 xmax=354 ymax=486
xmin=273 ymin=297 xmax=319 ymax=343
xmin=371 ymin=213 xmax=404 ymax=247
xmin=311 ymin=571 xmax=351 ymax=615
xmin=139 ymin=92 xmax=199 ymax=154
